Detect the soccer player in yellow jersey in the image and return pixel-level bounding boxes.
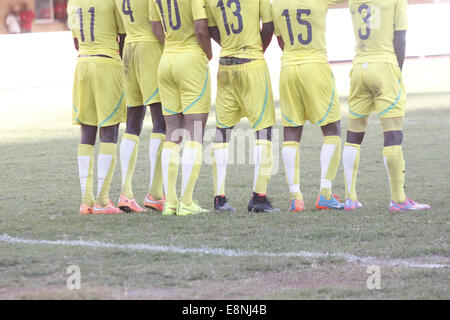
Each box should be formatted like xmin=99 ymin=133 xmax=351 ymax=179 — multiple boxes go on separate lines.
xmin=343 ymin=0 xmax=430 ymax=211
xmin=68 ymin=0 xmax=126 ymax=215
xmin=272 ymin=0 xmax=346 ymax=212
xmin=205 ymin=0 xmax=279 ymax=212
xmin=149 ymin=0 xmax=212 ymax=216
xmin=114 ymin=0 xmax=166 ymax=213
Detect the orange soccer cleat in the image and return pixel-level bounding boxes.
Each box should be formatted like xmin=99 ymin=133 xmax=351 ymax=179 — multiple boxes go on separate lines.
xmin=118 ymin=195 xmax=147 ymax=213
xmin=92 ymin=200 xmax=122 ymax=215
xmin=79 ymin=204 xmax=92 ymax=215
xmin=289 ymin=199 xmax=306 ymax=212
xmin=143 ymin=193 xmax=164 ymax=211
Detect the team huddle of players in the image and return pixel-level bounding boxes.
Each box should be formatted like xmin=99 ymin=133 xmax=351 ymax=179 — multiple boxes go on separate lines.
xmin=68 ymin=0 xmax=430 ymax=216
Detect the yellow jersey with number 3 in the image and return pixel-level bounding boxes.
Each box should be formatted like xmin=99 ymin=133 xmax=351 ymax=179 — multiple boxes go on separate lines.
xmin=349 ymin=0 xmax=408 ymax=64
xmin=272 ymin=0 xmax=345 ymax=65
xmin=68 ymin=0 xmax=125 ymax=60
xmin=149 ymin=0 xmax=207 ymax=53
xmin=114 ymin=0 xmax=159 ymax=44
xmin=205 ymin=0 xmax=272 ymax=60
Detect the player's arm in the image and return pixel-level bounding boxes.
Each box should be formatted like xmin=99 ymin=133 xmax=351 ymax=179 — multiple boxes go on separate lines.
xmin=261 ymin=22 xmax=274 ymax=52
xmin=152 ymin=21 xmax=165 ymax=45
xmin=118 ymin=33 xmax=126 ymax=59
xmin=194 ymin=19 xmax=212 ymax=60
xmin=73 ymin=38 xmax=79 ymax=51
xmin=394 ymin=30 xmax=406 ymax=70
xmin=276 ymin=36 xmax=284 ymax=51
xmin=209 ymin=26 xmax=221 ymax=45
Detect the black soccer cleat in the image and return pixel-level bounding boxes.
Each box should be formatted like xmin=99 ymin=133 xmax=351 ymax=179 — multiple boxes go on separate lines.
xmin=214 ymin=195 xmax=236 ymax=212
xmin=248 ymin=192 xmax=280 ymax=213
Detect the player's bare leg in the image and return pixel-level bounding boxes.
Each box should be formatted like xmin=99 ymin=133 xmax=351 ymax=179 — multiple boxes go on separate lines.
xmin=282 ymin=126 xmax=305 ymax=212
xmin=144 ymin=103 xmax=167 ymax=211
xmin=176 ymin=113 xmax=210 ymax=216
xmin=118 ymin=106 xmax=147 ymax=213
xmin=315 ymin=120 xmax=344 ymax=210
xmin=212 ymin=126 xmax=236 ymax=212
xmin=248 ymin=127 xmax=279 ymax=213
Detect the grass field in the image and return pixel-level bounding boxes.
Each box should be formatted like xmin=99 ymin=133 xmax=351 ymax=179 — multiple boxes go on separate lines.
xmin=0 ymin=86 xmax=449 ymax=299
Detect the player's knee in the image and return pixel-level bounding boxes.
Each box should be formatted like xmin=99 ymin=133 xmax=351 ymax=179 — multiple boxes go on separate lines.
xmin=215 ymin=127 xmax=233 ymax=143
xmin=256 ymin=127 xmax=272 ymax=141
xmin=100 ymin=124 xmax=119 ymax=144
xmin=283 ymin=126 xmax=302 ymax=142
xmin=321 ymin=120 xmax=341 ymax=137
xmin=346 ymin=131 xmax=365 ymax=145
xmin=384 ymin=130 xmax=403 ymax=147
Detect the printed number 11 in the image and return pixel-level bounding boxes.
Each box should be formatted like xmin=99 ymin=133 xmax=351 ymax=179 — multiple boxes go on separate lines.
xmin=76 ymin=7 xmax=95 ymax=42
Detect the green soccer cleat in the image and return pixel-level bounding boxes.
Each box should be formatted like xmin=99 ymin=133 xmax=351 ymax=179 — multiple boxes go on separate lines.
xmin=177 ymin=200 xmax=209 ymax=216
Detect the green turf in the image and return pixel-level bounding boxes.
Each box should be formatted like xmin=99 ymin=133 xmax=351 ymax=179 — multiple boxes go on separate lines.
xmin=0 ymin=87 xmax=448 ymax=299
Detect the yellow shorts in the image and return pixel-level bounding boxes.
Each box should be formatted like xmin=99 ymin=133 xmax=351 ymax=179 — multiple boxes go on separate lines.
xmin=280 ymin=63 xmax=341 ymax=127
xmin=158 ymin=51 xmax=211 ymax=116
xmin=123 ymin=41 xmax=162 ymax=107
xmin=72 ymin=57 xmax=126 ymax=127
xmin=348 ymin=62 xmax=406 ymax=119
xmin=215 ymin=60 xmax=275 ymax=131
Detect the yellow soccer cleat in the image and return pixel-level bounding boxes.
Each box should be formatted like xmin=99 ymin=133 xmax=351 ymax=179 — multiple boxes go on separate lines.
xmin=176 ymin=200 xmax=209 ymax=216
xmin=162 ymin=202 xmax=177 ymax=216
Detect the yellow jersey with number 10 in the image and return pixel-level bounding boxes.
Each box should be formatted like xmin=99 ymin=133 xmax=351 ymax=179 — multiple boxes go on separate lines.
xmin=272 ymin=0 xmax=345 ymax=66
xmin=205 ymin=0 xmax=272 ymax=60
xmin=149 ymin=0 xmax=207 ymax=53
xmin=349 ymin=0 xmax=408 ymax=64
xmin=68 ymin=0 xmax=125 ymax=60
xmin=114 ymin=0 xmax=159 ymax=44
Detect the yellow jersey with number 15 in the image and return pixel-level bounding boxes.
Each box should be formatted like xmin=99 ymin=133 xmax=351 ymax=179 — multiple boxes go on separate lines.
xmin=205 ymin=0 xmax=272 ymax=60
xmin=149 ymin=0 xmax=207 ymax=53
xmin=68 ymin=0 xmax=125 ymax=60
xmin=349 ymin=0 xmax=408 ymax=64
xmin=272 ymin=0 xmax=345 ymax=66
xmin=114 ymin=0 xmax=159 ymax=44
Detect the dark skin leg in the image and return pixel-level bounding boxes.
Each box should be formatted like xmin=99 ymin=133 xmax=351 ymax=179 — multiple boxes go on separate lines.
xmin=164 ymin=113 xmax=184 ymax=144
xmin=149 ymin=102 xmax=166 ymax=134
xmin=284 ymin=126 xmax=303 ymax=142
xmin=184 ymin=113 xmax=209 ymax=144
xmin=384 ymin=130 xmax=403 ymax=147
xmin=320 ymin=120 xmax=341 ymax=137
xmin=125 ymin=106 xmax=146 ymax=136
xmin=100 ymin=124 xmax=120 ymax=143
xmin=255 ymin=127 xmax=272 ymax=141
xmin=347 ymin=131 xmax=366 ymax=145
xmin=80 ymin=124 xmax=97 ymax=145
xmin=214 ymin=127 xmax=234 ymax=143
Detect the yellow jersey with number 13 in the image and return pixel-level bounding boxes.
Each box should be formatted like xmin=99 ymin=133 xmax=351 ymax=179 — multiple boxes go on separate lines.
xmin=272 ymin=0 xmax=345 ymax=66
xmin=149 ymin=0 xmax=207 ymax=53
xmin=114 ymin=0 xmax=159 ymax=44
xmin=205 ymin=0 xmax=272 ymax=60
xmin=349 ymin=0 xmax=408 ymax=64
xmin=68 ymin=0 xmax=125 ymax=60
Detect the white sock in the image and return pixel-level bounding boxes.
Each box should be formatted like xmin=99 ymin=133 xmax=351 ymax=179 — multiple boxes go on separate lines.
xmin=97 ymin=154 xmax=113 ymax=198
xmin=148 ymin=136 xmax=163 ymax=190
xmin=120 ymin=138 xmax=137 ymax=190
xmin=282 ymin=145 xmax=301 ymax=195
xmin=161 ymin=147 xmax=172 ymax=197
xmin=77 ymin=155 xmax=91 ymax=198
xmin=320 ymin=143 xmax=336 ymax=190
xmin=343 ymin=145 xmax=358 ymax=195
xmin=181 ymin=147 xmax=197 ymax=196
xmin=214 ymin=146 xmax=229 ymax=196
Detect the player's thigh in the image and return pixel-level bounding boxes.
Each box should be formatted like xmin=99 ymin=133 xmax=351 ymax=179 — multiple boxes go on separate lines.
xmin=158 ymin=53 xmax=182 ymax=116
xmin=279 ymin=65 xmax=305 ymax=127
xmin=72 ymin=59 xmax=97 ymax=126
xmin=123 ymin=43 xmax=143 ymax=108
xmin=300 ymin=63 xmax=341 ymax=127
xmin=174 ymin=52 xmax=211 ymax=115
xmin=348 ymin=64 xmax=374 ymax=119
xmin=239 ymin=60 xmax=276 ymax=131
xmin=373 ymin=63 xmax=406 ymax=119
xmin=135 ymin=41 xmax=163 ymax=106
xmin=91 ymin=58 xmax=126 ymax=127
xmin=215 ymin=65 xmax=242 ymax=129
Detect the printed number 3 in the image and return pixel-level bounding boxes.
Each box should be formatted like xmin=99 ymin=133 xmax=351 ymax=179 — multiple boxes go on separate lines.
xmin=217 ymin=0 xmax=243 ymax=36
xmin=358 ymin=4 xmax=371 ymax=40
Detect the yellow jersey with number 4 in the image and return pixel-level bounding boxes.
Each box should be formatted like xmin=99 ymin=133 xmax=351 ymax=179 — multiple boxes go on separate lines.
xmin=349 ymin=0 xmax=408 ymax=64
xmin=205 ymin=0 xmax=272 ymax=60
xmin=114 ymin=0 xmax=159 ymax=44
xmin=149 ymin=0 xmax=207 ymax=53
xmin=272 ymin=0 xmax=345 ymax=65
xmin=68 ymin=0 xmax=125 ymax=60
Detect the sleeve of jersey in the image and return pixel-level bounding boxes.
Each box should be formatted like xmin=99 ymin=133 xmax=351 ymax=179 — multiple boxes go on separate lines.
xmin=205 ymin=4 xmax=217 ymax=27
xmin=327 ymin=0 xmax=347 ymax=6
xmin=148 ymin=0 xmax=161 ymax=22
xmin=114 ymin=3 xmax=126 ymax=34
xmin=260 ymin=0 xmax=273 ymax=24
xmin=192 ymin=0 xmax=208 ymax=21
xmin=271 ymin=7 xmax=281 ymax=36
xmin=394 ymin=0 xmax=408 ymax=31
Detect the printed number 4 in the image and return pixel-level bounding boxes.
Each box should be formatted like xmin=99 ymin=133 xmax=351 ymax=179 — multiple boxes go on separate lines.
xmin=281 ymin=9 xmax=312 ymax=45
xmin=76 ymin=7 xmax=95 ymax=42
xmin=122 ymin=0 xmax=134 ymax=23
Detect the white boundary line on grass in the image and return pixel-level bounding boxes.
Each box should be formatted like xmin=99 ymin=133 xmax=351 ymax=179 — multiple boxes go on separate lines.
xmin=0 ymin=234 xmax=448 ymax=269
